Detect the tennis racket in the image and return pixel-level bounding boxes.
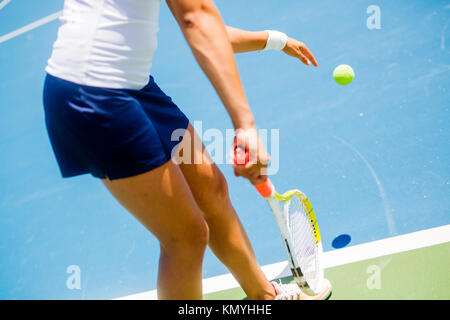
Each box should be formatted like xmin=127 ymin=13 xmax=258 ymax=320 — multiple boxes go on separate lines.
xmin=234 ymin=144 xmax=325 ymax=296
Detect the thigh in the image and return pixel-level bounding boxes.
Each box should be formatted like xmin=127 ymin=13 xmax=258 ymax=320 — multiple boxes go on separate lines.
xmin=177 ymin=124 xmax=230 ymax=214
xmin=102 ymin=159 xmax=208 ymax=251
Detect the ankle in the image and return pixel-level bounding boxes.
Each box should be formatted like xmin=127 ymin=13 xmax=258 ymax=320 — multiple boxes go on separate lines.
xmin=248 ymin=282 xmax=277 ymax=300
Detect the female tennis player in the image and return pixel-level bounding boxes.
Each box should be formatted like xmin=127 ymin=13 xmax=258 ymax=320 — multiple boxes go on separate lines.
xmin=43 ymin=0 xmax=329 ymax=300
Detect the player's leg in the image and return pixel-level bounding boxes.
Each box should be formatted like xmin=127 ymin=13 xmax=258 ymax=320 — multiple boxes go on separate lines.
xmin=177 ymin=124 xmax=276 ymax=300
xmin=102 ymin=159 xmax=209 ymax=300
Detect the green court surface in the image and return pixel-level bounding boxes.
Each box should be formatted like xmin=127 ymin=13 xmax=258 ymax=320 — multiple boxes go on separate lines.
xmin=204 ymin=242 xmax=450 ymax=300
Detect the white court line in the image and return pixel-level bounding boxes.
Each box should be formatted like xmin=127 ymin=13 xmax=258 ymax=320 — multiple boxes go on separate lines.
xmin=116 ymin=224 xmax=450 ymax=300
xmin=0 ymin=10 xmax=62 ymax=44
xmin=333 ymin=135 xmax=397 ymax=236
xmin=0 ymin=0 xmax=12 ymax=11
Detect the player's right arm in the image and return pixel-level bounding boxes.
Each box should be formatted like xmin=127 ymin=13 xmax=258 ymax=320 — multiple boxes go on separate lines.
xmin=166 ymin=0 xmax=269 ymax=184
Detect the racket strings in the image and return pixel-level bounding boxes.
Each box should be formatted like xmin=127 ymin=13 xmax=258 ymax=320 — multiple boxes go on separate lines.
xmin=286 ymin=194 xmax=323 ymax=293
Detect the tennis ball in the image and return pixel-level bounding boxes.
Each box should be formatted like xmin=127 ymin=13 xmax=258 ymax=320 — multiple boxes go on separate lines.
xmin=333 ymin=64 xmax=355 ymax=85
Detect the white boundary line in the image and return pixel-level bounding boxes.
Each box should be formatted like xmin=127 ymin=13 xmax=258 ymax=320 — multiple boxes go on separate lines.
xmin=116 ymin=224 xmax=450 ymax=300
xmin=0 ymin=0 xmax=12 ymax=11
xmin=0 ymin=11 xmax=62 ymax=44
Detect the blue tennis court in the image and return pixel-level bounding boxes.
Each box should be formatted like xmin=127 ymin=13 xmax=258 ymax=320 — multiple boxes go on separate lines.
xmin=0 ymin=0 xmax=449 ymax=299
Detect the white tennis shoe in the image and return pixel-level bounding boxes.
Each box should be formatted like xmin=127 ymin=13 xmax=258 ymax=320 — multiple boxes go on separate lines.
xmin=272 ymin=279 xmax=332 ymax=300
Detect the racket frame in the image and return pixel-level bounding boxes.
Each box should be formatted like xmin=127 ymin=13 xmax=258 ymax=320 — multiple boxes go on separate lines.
xmin=232 ymin=143 xmax=323 ymax=295
xmin=265 ymin=189 xmax=321 ymax=296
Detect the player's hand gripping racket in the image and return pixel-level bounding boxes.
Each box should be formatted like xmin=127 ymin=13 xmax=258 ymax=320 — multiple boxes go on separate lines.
xmin=234 ymin=144 xmax=326 ymax=296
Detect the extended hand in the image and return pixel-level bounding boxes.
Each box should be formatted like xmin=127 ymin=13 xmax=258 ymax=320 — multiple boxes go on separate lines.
xmin=282 ymin=37 xmax=318 ymax=67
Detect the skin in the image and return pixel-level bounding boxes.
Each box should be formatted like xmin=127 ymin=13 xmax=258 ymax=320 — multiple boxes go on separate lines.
xmin=103 ymin=0 xmax=318 ymax=299
xmin=226 ymin=26 xmax=318 ymax=67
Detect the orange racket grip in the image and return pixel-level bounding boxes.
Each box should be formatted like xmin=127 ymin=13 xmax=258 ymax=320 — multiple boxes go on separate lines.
xmin=254 ymin=179 xmax=275 ymax=198
xmin=233 ymin=143 xmax=274 ymax=199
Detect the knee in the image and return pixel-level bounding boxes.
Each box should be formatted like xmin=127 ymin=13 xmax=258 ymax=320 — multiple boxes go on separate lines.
xmin=195 ymin=168 xmax=230 ymax=209
xmin=187 ymin=220 xmax=210 ymax=250
xmin=162 ymin=219 xmax=209 ymax=257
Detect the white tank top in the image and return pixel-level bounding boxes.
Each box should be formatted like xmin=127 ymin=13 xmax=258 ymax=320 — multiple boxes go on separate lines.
xmin=46 ymin=0 xmax=161 ymax=90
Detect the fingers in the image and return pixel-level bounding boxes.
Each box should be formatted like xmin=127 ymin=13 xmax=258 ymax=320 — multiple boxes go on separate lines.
xmin=234 ymin=163 xmax=267 ymax=185
xmin=234 ymin=155 xmax=269 ymax=185
xmin=232 ymin=128 xmax=270 ymax=186
xmin=298 ymin=43 xmax=318 ymax=67
xmin=283 ymin=38 xmax=318 ymax=67
xmin=297 ymin=51 xmax=311 ymax=66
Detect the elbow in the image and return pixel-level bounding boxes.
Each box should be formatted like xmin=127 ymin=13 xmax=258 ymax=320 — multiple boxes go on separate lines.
xmin=180 ymin=11 xmax=201 ymax=29
xmin=178 ymin=4 xmax=216 ymax=30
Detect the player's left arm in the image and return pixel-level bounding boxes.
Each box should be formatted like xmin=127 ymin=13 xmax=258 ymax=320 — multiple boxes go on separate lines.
xmin=225 ymin=26 xmax=318 ymax=66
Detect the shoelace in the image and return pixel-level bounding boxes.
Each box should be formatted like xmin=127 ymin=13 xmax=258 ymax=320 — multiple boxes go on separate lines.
xmin=273 ymin=282 xmax=303 ymax=300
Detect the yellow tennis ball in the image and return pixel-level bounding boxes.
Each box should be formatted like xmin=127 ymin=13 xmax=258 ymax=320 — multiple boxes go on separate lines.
xmin=333 ymin=64 xmax=355 ymax=85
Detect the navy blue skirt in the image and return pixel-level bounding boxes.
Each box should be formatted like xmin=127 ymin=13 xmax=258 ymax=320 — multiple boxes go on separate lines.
xmin=43 ymin=73 xmax=190 ymax=180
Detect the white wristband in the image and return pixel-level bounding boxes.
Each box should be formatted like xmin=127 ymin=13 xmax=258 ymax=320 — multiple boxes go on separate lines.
xmin=263 ymin=30 xmax=288 ymax=51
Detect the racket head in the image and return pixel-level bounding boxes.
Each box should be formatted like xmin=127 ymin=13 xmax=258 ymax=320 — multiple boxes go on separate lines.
xmin=277 ymin=189 xmax=324 ymax=294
